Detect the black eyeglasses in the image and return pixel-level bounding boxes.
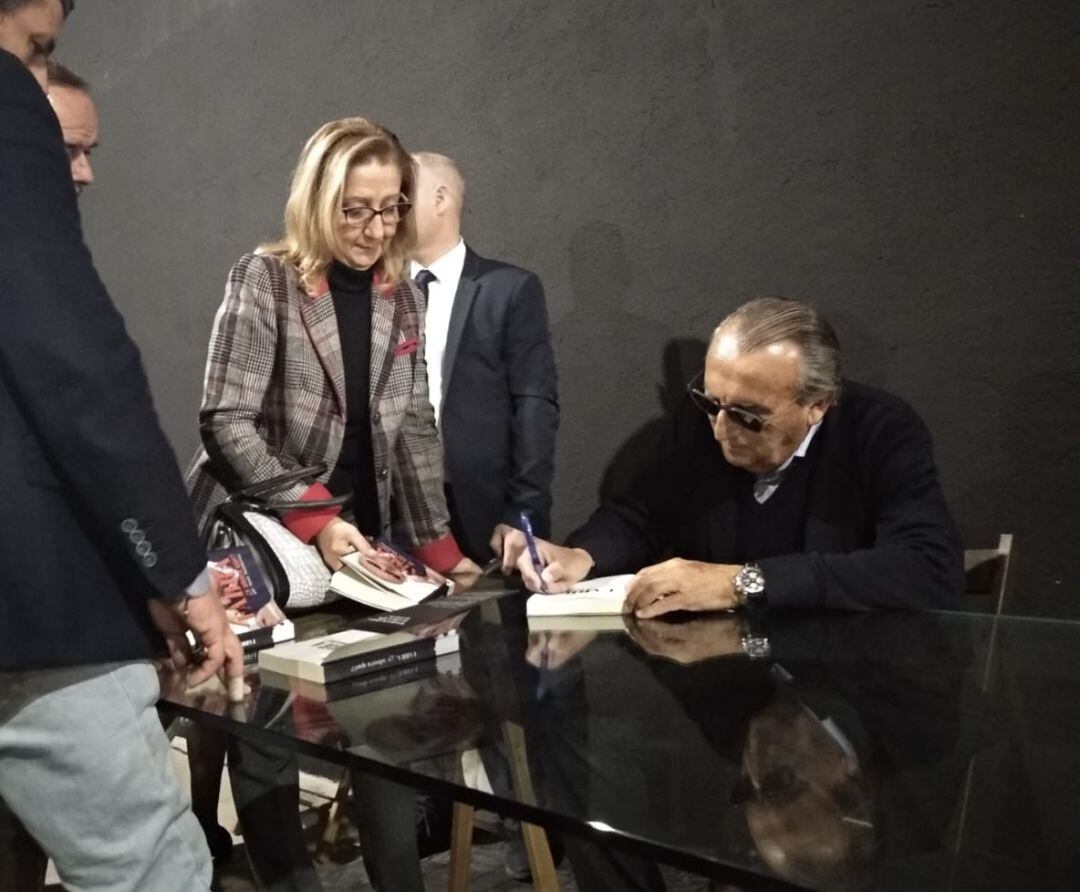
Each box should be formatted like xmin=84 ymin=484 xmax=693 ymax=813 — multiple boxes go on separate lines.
xmin=341 ymin=200 xmax=412 ymax=227
xmin=686 ymin=373 xmax=768 ymax=433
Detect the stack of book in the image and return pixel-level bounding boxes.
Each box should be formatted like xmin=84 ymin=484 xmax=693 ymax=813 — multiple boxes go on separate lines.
xmin=257 ymin=596 xmax=475 ymax=687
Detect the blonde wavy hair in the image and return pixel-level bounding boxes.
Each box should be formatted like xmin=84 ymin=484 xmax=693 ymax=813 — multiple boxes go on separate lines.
xmin=258 ymin=117 xmax=416 ymax=290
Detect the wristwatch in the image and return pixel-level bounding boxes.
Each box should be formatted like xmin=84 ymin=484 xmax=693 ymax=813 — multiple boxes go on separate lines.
xmin=740 ymin=634 xmax=772 ymax=659
xmin=732 ymin=562 xmax=766 ymax=606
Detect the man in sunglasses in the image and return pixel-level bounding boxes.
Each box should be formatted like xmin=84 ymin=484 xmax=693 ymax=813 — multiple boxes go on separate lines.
xmin=503 ymin=296 xmax=964 ymax=611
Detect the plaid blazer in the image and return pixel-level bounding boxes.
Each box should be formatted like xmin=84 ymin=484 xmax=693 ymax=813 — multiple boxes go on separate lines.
xmin=185 ymin=252 xmax=452 ymax=549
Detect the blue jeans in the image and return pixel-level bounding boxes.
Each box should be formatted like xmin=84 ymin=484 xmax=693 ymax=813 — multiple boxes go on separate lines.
xmin=0 ymin=661 xmax=212 ymax=892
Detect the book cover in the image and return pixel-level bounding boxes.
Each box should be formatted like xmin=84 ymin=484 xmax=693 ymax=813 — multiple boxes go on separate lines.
xmin=525 ymin=574 xmax=634 ymax=617
xmin=208 ymin=545 xmax=295 ymax=651
xmin=329 ymin=539 xmax=451 ymax=611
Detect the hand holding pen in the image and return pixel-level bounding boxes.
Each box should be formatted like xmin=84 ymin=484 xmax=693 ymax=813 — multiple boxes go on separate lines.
xmin=498 ymin=514 xmax=596 ymax=593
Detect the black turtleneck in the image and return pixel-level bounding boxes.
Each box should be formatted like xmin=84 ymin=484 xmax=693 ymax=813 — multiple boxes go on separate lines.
xmin=326 ymin=260 xmax=380 ymax=536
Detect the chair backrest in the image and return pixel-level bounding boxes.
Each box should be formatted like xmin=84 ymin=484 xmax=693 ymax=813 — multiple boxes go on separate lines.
xmin=963 ymin=533 xmax=1014 ymax=615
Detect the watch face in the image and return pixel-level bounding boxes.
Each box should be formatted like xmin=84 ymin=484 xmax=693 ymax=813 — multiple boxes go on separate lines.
xmin=738 ymin=565 xmax=766 ymax=596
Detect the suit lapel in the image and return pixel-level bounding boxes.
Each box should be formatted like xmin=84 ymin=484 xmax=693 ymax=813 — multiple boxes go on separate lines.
xmin=297 ymin=278 xmax=346 ymax=417
xmin=441 ymin=247 xmax=482 ymax=408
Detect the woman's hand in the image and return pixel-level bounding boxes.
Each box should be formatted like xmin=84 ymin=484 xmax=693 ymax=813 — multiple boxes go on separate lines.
xmin=447 ymin=556 xmax=483 ymax=577
xmin=314 ymin=518 xmax=377 ymax=571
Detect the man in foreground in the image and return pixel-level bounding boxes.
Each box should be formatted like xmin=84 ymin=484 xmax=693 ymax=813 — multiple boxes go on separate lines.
xmin=505 ymin=296 xmax=963 ymax=611
xmin=0 ymin=2 xmax=243 ymax=889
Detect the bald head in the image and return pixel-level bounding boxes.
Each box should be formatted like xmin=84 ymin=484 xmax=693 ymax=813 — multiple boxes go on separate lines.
xmin=411 ymin=151 xmax=466 ymax=265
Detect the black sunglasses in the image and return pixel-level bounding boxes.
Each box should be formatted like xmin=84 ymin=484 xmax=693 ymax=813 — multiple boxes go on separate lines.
xmin=686 ymin=374 xmax=767 ymax=433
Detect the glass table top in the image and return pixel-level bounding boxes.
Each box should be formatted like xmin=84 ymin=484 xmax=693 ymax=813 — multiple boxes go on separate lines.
xmin=159 ymin=586 xmax=1080 ymax=892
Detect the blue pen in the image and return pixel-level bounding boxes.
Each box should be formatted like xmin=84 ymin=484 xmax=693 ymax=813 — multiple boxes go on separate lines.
xmin=519 ymin=511 xmax=547 ymax=592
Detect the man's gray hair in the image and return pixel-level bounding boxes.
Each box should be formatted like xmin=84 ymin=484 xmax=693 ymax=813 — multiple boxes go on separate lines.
xmin=0 ymin=0 xmax=74 ymax=16
xmin=717 ymin=297 xmax=842 ymax=404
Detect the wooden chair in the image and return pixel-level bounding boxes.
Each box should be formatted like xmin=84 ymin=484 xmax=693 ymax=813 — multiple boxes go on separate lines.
xmin=963 ymin=533 xmax=1014 ymax=617
xmin=947 ymin=533 xmax=1017 ymax=887
xmin=448 ymin=722 xmax=559 ymax=892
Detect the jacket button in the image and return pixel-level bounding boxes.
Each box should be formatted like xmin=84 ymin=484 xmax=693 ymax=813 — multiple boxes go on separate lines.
xmin=136 ymin=541 xmax=152 ymax=556
xmin=372 ymin=411 xmax=381 ymax=424
xmin=121 ymin=518 xmax=138 ymax=533
xmin=129 ymin=529 xmax=146 ymax=544
xmin=142 ymin=552 xmax=158 ymax=568
xmin=377 ymin=467 xmax=389 ymax=480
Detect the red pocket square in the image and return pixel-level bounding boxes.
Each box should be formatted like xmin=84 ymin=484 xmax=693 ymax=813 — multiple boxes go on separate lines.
xmin=394 ymin=338 xmax=418 ymax=356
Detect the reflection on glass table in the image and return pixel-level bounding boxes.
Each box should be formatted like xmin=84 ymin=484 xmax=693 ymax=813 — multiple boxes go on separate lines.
xmin=159 ymin=591 xmax=1080 ymax=892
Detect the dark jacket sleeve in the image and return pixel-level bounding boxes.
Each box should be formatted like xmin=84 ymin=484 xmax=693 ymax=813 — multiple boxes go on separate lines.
xmin=0 ymin=54 xmax=206 ymax=598
xmin=500 ymin=272 xmax=560 ymax=535
xmin=759 ymin=396 xmax=964 ymax=610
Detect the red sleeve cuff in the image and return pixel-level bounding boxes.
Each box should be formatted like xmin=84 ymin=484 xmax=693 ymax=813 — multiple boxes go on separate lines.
xmin=282 ymin=483 xmax=342 ymax=544
xmin=413 ymin=533 xmax=464 ymax=575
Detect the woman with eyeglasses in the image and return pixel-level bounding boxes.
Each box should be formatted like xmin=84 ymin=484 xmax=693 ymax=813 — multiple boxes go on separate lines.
xmin=188 ymin=116 xmax=476 ymax=580
xmin=185 ymin=117 xmax=478 ymax=891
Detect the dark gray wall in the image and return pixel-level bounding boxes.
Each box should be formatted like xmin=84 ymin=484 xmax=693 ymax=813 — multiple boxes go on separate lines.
xmin=59 ymin=1 xmax=1079 ymax=615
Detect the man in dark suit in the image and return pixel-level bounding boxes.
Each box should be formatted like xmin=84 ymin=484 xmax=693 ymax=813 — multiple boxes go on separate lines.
xmin=410 ymin=152 xmax=559 ymax=563
xmin=504 ymin=297 xmax=964 ymax=610
xmin=0 ymin=2 xmax=243 ymax=889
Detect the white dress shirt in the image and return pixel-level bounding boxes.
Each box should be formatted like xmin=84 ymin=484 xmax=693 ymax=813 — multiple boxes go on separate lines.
xmin=411 ymin=238 xmax=466 ymax=425
xmin=753 ymin=420 xmax=821 ymax=504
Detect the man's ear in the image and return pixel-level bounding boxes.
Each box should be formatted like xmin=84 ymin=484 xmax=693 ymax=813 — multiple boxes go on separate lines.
xmin=433 ymin=184 xmax=449 ymax=213
xmin=807 ymin=399 xmax=831 ymax=426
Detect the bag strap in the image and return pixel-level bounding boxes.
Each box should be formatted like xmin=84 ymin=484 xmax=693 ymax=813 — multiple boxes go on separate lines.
xmin=231 ymin=464 xmax=328 ymax=501
xmin=233 ymin=494 xmax=352 ymax=511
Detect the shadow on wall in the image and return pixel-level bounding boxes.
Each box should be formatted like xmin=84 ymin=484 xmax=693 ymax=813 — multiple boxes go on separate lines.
xmin=552 ymin=220 xmax=681 ymax=532
xmin=954 ymin=366 xmax=1079 ymax=617
xmin=598 ymin=336 xmax=708 ymax=502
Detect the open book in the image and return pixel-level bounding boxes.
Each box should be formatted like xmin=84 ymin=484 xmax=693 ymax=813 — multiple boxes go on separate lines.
xmin=257 ymin=597 xmax=471 ymax=684
xmin=329 ymin=539 xmax=450 ymax=612
xmin=525 ymin=574 xmax=634 ymax=618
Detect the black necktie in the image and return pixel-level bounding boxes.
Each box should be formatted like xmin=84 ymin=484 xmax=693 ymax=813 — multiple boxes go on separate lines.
xmin=414 ymin=268 xmax=436 ymax=299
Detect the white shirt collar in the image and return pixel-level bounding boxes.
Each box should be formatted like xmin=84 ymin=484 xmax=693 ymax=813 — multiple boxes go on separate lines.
xmin=410 ymin=238 xmax=466 ymax=285
xmin=771 ymin=419 xmax=821 ymax=476
xmin=751 ymin=420 xmax=822 ymax=504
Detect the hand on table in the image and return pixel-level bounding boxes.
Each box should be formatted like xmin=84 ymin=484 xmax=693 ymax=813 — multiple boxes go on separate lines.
xmin=627 ymin=615 xmax=745 ymax=664
xmin=623 ymin=559 xmax=741 ymax=618
xmin=500 ymin=529 xmax=594 ymax=592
